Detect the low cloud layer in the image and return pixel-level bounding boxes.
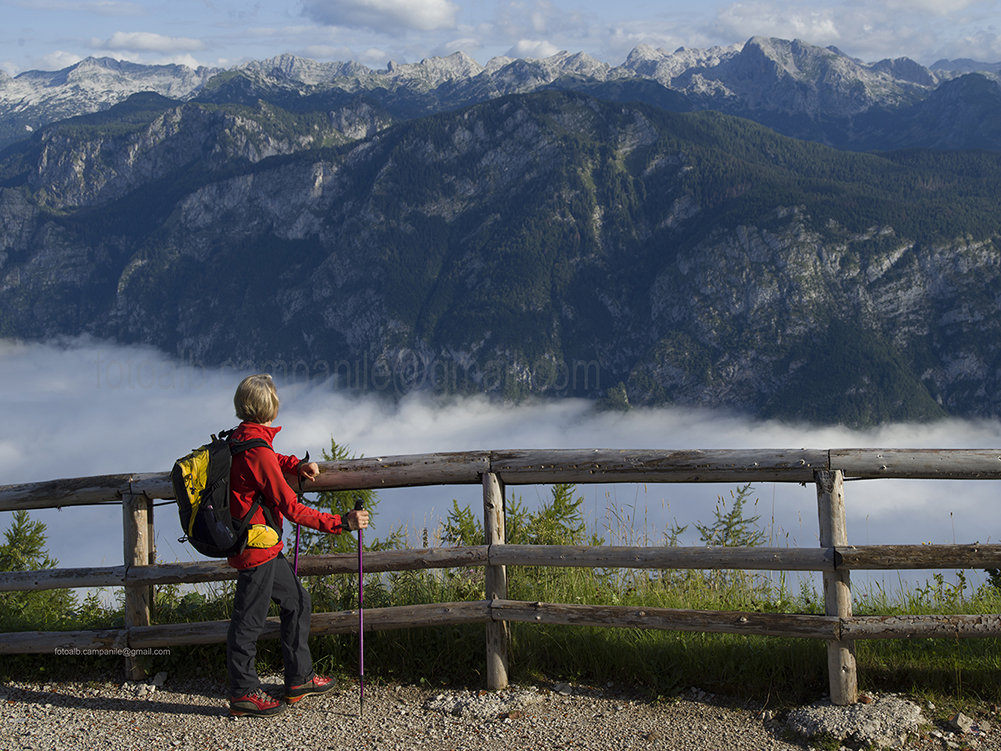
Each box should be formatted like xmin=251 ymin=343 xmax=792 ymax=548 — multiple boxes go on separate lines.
xmin=3 ymin=337 xmax=1000 ymax=597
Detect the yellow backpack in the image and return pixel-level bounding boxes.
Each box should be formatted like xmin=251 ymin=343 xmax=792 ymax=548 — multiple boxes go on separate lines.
xmin=171 ymin=429 xmax=278 ymax=557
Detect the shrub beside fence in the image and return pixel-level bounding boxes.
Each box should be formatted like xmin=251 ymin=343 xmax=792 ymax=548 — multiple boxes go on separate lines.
xmin=3 ymin=447 xmax=1001 ymax=705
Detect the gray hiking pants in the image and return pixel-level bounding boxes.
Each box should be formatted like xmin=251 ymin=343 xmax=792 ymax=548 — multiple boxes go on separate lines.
xmin=227 ymin=553 xmax=315 ymax=696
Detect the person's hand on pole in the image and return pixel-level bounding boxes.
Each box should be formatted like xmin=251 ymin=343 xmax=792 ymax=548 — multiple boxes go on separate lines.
xmin=345 ymin=508 xmax=369 ymax=531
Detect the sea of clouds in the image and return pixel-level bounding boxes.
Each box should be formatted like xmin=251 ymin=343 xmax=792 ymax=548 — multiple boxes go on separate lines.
xmin=3 ymin=335 xmax=1001 ymax=599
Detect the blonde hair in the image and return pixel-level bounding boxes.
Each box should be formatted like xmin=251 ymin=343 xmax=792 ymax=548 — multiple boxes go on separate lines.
xmin=234 ymin=374 xmax=280 ymax=423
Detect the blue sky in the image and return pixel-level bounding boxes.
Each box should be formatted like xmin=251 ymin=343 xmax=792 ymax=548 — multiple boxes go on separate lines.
xmin=2 ymin=0 xmax=1000 ymax=76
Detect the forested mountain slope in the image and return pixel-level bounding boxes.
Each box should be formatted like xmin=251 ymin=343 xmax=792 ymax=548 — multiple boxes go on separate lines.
xmin=2 ymin=91 xmax=1000 ymax=426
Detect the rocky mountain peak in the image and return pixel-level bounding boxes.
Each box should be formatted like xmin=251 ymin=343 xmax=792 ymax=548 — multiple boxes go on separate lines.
xmin=620 ymin=42 xmax=742 ymax=85
xmin=385 ymin=51 xmax=485 ymax=85
xmin=239 ymin=54 xmax=372 ymax=84
xmin=1 ymin=38 xmax=1000 ymax=153
xmin=546 ymin=50 xmax=612 ymax=77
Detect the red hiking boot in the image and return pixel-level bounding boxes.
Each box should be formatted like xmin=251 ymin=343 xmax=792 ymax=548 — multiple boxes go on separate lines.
xmin=284 ymin=675 xmax=337 ymax=704
xmin=229 ymin=688 xmax=287 ymax=717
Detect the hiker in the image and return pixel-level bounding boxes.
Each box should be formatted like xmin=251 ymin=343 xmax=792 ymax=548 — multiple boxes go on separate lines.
xmin=226 ymin=373 xmax=369 ymax=718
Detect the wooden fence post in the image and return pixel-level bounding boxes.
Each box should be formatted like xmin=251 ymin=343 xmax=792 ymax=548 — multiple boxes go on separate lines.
xmin=816 ymin=469 xmax=857 ymax=705
xmin=123 ymin=492 xmax=154 ymax=680
xmin=483 ymin=472 xmax=509 ymax=690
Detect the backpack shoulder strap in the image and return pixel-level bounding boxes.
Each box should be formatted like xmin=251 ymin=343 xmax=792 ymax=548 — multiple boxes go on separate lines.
xmin=232 ymin=495 xmax=264 ymax=538
xmin=220 ymin=427 xmax=271 ymax=455
xmin=228 ymin=438 xmax=271 ymax=455
xmin=224 ymin=431 xmax=283 ymax=534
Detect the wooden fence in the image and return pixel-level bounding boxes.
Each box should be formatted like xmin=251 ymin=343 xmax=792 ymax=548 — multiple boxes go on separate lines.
xmin=3 ymin=447 xmax=1001 ymax=706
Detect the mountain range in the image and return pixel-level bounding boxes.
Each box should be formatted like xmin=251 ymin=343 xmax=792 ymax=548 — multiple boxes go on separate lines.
xmin=2 ymin=38 xmax=1001 ymax=427
xmin=2 ymin=37 xmax=1001 ymax=153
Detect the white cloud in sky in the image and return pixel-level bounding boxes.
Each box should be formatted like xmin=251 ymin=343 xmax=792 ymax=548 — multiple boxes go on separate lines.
xmin=90 ymin=31 xmax=205 ymax=53
xmin=13 ymin=0 xmax=147 ymax=17
xmin=492 ymin=0 xmax=589 ymax=42
xmin=507 ymin=38 xmax=562 ymax=58
xmin=707 ymin=0 xmax=1001 ymax=62
xmin=302 ymin=0 xmax=460 ymax=33
xmin=712 ymin=3 xmax=844 ymax=48
xmin=303 ymin=43 xmax=358 ymax=60
xmin=933 ymin=29 xmax=1001 ymax=62
xmin=38 ymin=50 xmax=83 ymax=71
xmin=881 ymin=0 xmax=984 ymax=13
xmin=359 ymin=46 xmax=392 ymax=64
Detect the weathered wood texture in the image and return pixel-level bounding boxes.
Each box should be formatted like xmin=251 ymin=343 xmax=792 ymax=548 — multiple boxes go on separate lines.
xmin=489 ymin=600 xmax=839 ymax=639
xmin=836 ymin=544 xmax=1001 ymax=569
xmin=10 ymin=541 xmax=1001 ymax=592
xmin=310 ymin=601 xmax=493 ymax=636
xmin=831 ymin=449 xmax=1001 ymax=479
xmin=0 ymin=474 xmax=133 ymax=511
xmin=10 ymin=449 xmax=1001 ymax=509
xmin=127 ymin=602 xmax=493 ymax=648
xmin=489 ymin=449 xmax=828 ymax=484
xmin=296 ymin=547 xmax=489 ymax=576
xmin=0 ymin=566 xmax=127 ymax=591
xmin=491 ymin=545 xmax=833 ymax=571
xmin=841 ymin=614 xmax=1001 ymax=639
xmin=0 ymin=549 xmax=489 ymax=591
xmin=817 ymin=470 xmax=857 ymax=706
xmin=309 ymin=452 xmax=490 ymax=491
xmin=128 ymin=473 xmax=173 ymax=501
xmin=9 ymin=605 xmax=1001 ymax=654
xmin=0 ymin=629 xmax=128 ymax=654
xmin=483 ymin=472 xmax=510 ymax=691
xmin=122 ymin=493 xmax=153 ymax=679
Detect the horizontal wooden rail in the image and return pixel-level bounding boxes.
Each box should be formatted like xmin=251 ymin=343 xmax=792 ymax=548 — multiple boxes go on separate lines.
xmin=128 ymin=601 xmax=493 ymax=649
xmin=0 ymin=547 xmax=489 ymax=591
xmin=1 ymin=628 xmax=128 ymax=654
xmin=836 ymin=544 xmax=1001 ymax=570
xmin=491 ymin=545 xmax=833 ymax=571
xmin=8 ymin=448 xmax=1001 ymax=511
xmin=831 ymin=449 xmax=1001 ymax=479
xmin=487 ymin=449 xmax=828 ymax=484
xmin=0 ymin=474 xmax=135 ymax=511
xmin=841 ymin=614 xmax=1001 ymax=639
xmin=0 ymin=566 xmax=128 ymax=591
xmin=490 ymin=600 xmax=840 ymax=639
xmin=11 ymin=600 xmax=1001 ymax=655
xmin=0 ymin=602 xmax=493 ymax=654
xmin=8 ymin=543 xmax=1001 ymax=592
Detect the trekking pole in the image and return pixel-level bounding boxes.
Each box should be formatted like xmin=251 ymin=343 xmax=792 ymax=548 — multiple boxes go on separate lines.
xmin=293 ymin=452 xmax=310 ymax=575
xmin=354 ymin=496 xmax=365 ymax=716
xmin=293 ymin=525 xmax=301 ymax=575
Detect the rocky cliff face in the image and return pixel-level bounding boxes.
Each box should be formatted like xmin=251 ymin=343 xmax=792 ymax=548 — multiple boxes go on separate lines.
xmin=2 ymin=91 xmax=999 ymax=425
xmin=18 ymin=97 xmax=386 ymax=210
xmin=633 ymin=210 xmax=1000 ymax=422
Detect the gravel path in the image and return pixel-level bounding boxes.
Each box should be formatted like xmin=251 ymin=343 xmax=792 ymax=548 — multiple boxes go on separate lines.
xmin=1 ymin=674 xmax=998 ymax=750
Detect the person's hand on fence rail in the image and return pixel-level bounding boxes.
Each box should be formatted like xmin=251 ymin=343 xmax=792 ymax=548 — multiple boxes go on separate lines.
xmin=298 ymin=462 xmax=320 ymax=482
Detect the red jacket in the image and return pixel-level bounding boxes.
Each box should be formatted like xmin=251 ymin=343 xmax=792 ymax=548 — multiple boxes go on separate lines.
xmin=227 ymin=421 xmax=343 ymax=570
